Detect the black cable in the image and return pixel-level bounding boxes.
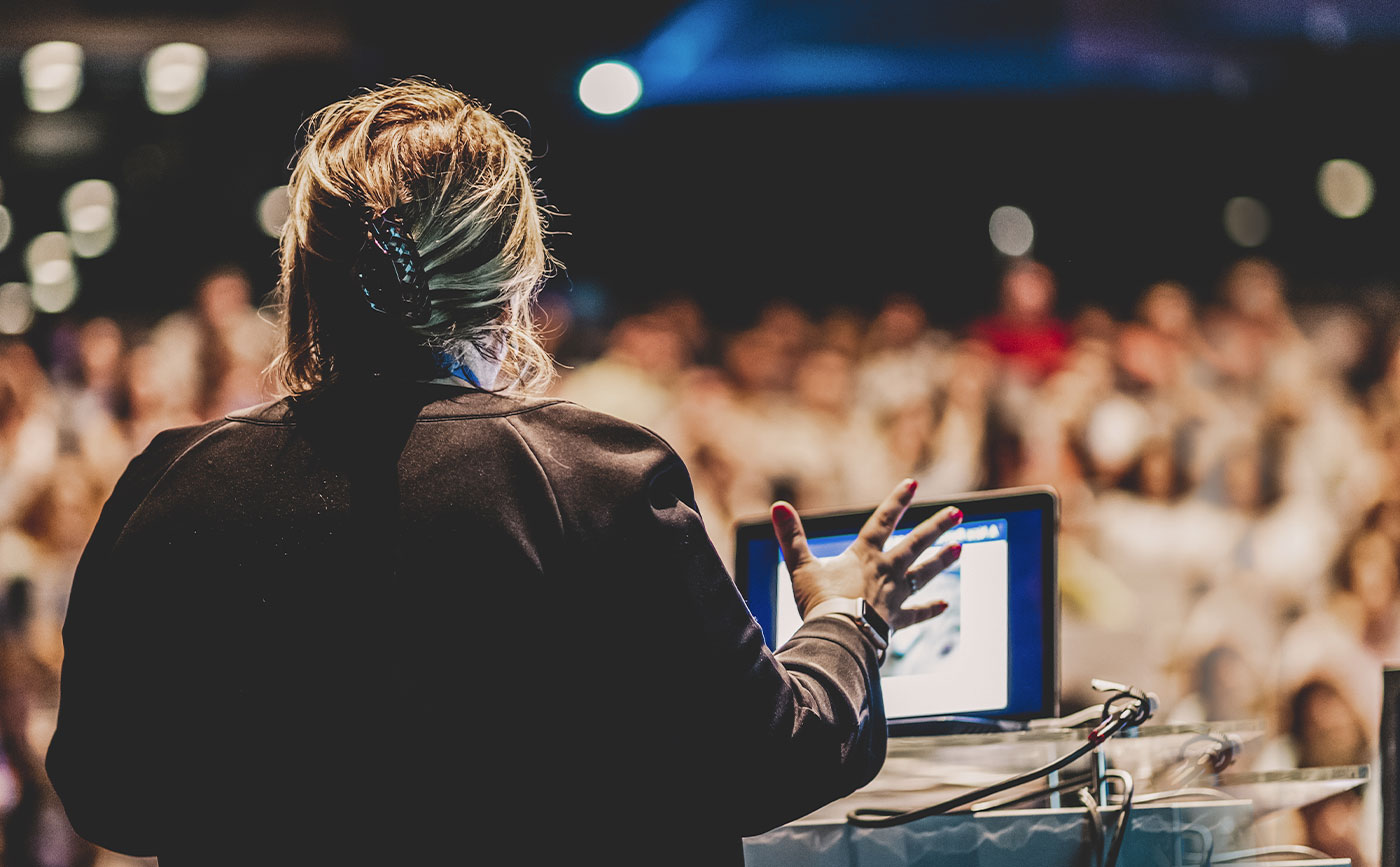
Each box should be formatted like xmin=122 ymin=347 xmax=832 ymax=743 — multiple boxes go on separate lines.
xmin=1078 ymin=787 xmax=1104 ymax=867
xmin=847 ymin=737 xmax=1100 ymax=826
xmin=1189 ymin=825 xmax=1215 ymax=867
xmin=968 ymin=771 xmax=1095 ymax=812
xmin=1178 ymin=732 xmax=1240 ymax=771
xmin=847 ymin=685 xmax=1155 ymax=828
xmin=1102 ymin=769 xmax=1134 ymax=867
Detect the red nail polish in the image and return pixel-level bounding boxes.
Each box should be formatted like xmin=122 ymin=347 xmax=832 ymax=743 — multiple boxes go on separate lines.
xmin=950 ymin=508 xmax=963 ymax=522
xmin=948 ymin=543 xmax=963 ymax=555
xmin=906 ymin=478 xmax=918 ymax=493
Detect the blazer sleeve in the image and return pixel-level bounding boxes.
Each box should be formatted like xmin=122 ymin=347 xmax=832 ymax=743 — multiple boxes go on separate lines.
xmin=45 ymin=422 xmax=220 ymax=856
xmin=511 ymin=403 xmax=887 ymax=836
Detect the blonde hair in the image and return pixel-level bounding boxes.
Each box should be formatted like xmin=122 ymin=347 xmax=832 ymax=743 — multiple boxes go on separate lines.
xmin=269 ymin=79 xmax=555 ymax=394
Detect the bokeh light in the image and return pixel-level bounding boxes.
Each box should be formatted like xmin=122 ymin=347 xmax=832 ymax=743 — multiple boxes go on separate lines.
xmin=1223 ymin=196 xmax=1271 ymax=247
xmin=62 ymin=179 xmax=118 ymax=258
xmin=25 ymin=232 xmax=79 ymax=314
xmin=21 ymin=41 xmax=84 ymax=113
xmin=1304 ymin=4 xmax=1349 ymax=48
xmin=988 ymin=205 xmax=1034 ymax=256
xmin=0 ymin=205 xmax=12 ymax=254
xmin=1084 ymin=394 xmax=1151 ymax=472
xmin=579 ymin=61 xmax=643 ymax=115
xmin=1317 ymin=158 xmax=1374 ymax=219
xmin=144 ymin=43 xmax=209 ymax=115
xmin=0 ymin=283 xmax=34 ymax=335
xmin=257 ymin=186 xmax=291 ymax=238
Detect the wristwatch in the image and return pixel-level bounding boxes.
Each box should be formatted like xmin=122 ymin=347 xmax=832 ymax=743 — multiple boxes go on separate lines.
xmin=805 ymin=597 xmax=890 ymax=661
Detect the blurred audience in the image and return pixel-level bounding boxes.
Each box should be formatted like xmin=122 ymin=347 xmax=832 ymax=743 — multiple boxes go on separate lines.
xmin=0 ymin=265 xmax=275 ymax=866
xmin=0 ymin=255 xmax=1395 ymax=864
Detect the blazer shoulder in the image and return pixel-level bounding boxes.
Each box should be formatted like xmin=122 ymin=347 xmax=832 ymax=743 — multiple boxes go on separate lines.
xmin=131 ymin=419 xmax=231 ymax=476
xmin=225 ymin=397 xmax=293 ymax=424
xmin=502 ymin=400 xmax=691 ymax=517
xmin=512 ymin=398 xmax=681 ymax=460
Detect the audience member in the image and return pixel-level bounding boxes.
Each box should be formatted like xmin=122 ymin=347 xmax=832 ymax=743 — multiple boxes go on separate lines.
xmin=969 ymin=259 xmax=1071 ymax=382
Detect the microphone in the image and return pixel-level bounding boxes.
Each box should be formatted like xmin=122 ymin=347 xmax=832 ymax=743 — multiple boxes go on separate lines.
xmin=1155 ymin=733 xmax=1243 ymax=789
xmin=1090 ymin=679 xmax=1159 ymax=728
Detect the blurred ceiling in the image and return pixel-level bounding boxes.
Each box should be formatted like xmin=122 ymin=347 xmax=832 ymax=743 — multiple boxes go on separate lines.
xmin=0 ymin=0 xmax=1396 ymax=328
xmin=6 ymin=0 xmax=1397 ymax=94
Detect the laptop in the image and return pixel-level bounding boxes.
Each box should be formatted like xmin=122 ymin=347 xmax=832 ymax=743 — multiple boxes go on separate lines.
xmin=734 ymin=486 xmax=1059 ymax=733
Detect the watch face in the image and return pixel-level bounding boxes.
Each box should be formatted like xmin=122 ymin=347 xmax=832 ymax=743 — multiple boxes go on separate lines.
xmin=859 ymin=599 xmax=891 ymax=645
xmin=856 ymin=599 xmax=890 ymax=647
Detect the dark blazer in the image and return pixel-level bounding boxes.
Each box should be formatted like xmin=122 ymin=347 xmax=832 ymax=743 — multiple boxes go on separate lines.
xmin=46 ymin=382 xmax=886 ymax=865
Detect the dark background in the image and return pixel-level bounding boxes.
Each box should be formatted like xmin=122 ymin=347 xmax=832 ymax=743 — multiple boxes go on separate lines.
xmin=1 ymin=0 xmax=1397 ymax=335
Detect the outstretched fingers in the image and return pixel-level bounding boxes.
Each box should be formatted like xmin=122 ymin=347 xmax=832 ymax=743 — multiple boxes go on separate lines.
xmin=889 ymin=506 xmax=963 ymax=571
xmin=771 ymin=501 xmax=815 ymax=572
xmin=905 ymin=543 xmax=962 ymax=594
xmin=857 ymin=479 xmax=918 ymax=550
xmin=889 ymin=600 xmax=949 ymax=632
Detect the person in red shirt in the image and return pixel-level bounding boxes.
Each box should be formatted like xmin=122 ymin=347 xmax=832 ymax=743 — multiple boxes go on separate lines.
xmin=969 ymin=259 xmax=1071 ymax=382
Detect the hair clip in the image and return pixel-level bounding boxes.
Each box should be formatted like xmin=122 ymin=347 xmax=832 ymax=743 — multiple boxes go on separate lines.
xmin=353 ymin=206 xmax=431 ymax=325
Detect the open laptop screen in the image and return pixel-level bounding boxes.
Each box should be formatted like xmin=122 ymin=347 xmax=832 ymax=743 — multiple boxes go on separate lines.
xmin=734 ymin=487 xmax=1058 ymax=728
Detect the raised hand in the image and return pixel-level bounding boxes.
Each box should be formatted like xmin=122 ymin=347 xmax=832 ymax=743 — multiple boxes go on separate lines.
xmin=769 ymin=479 xmax=963 ymax=632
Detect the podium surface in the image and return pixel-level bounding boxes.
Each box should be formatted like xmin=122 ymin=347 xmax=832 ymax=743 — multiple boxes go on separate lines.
xmin=744 ymin=721 xmax=1365 ymax=866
